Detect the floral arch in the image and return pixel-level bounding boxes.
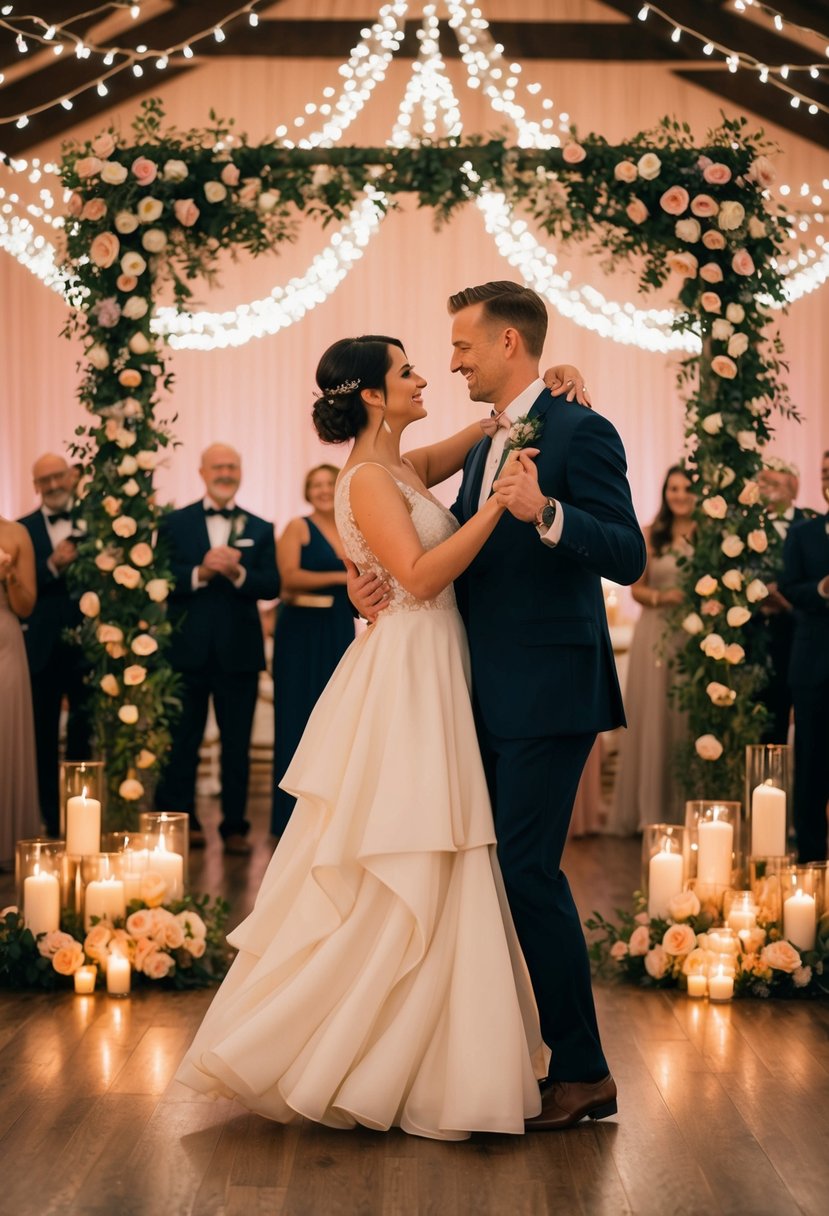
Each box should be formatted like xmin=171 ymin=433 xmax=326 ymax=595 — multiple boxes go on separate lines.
xmin=60 ymin=101 xmax=793 ymax=821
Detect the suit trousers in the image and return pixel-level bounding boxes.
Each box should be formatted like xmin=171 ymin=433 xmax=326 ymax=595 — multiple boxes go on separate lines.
xmin=791 ymin=680 xmax=829 ymax=862
xmin=30 ymin=647 xmax=92 ymax=836
xmin=156 ymin=666 xmax=259 ymax=837
xmin=477 ymin=724 xmax=609 ymax=1083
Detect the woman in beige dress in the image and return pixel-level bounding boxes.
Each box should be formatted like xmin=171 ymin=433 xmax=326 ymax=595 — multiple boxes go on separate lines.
xmin=0 ymin=518 xmax=39 ymax=869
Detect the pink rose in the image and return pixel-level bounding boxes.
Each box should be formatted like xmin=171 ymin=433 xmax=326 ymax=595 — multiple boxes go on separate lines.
xmin=131 ymin=156 xmax=158 ymax=186
xmin=699 ymin=262 xmax=724 ymax=283
xmin=761 ymin=940 xmax=800 ymax=973
xmin=667 ymin=251 xmax=698 ymax=278
xmin=659 ymin=185 xmax=689 ymax=215
xmin=629 ymin=925 xmax=651 ymax=956
xmin=703 ymin=162 xmax=732 ymax=186
xmin=68 ymin=192 xmax=83 ymax=217
xmin=562 ymin=142 xmax=586 ymax=164
xmin=220 ymin=162 xmax=240 ymax=187
xmin=731 ymin=249 xmax=755 ymax=276
xmin=75 ymin=156 xmax=103 ymax=179
xmin=89 ymin=232 xmax=120 ymax=268
xmin=613 ymin=160 xmax=637 ymax=183
xmin=92 ymin=132 xmax=116 ymax=159
xmin=143 ymin=950 xmax=176 ymax=980
xmin=702 ymin=229 xmax=727 ymax=250
xmin=748 ymin=155 xmax=775 ymax=188
xmin=116 ymin=273 xmax=138 ymax=293
xmin=174 ymin=198 xmax=200 ymax=227
xmin=81 ymin=197 xmax=107 ymax=222
xmin=130 ymin=542 xmax=153 ymax=568
xmin=119 ymin=369 xmax=142 ymax=388
xmin=626 ymin=199 xmax=648 ymax=224
xmin=53 ymin=943 xmax=85 ymax=976
xmin=662 ymin=924 xmax=697 ymax=956
xmin=238 ymin=179 xmax=261 ymax=207
xmin=700 ymin=292 xmax=721 ymax=313
xmin=92 ymin=296 xmax=121 ymax=327
xmin=711 ymin=355 xmax=737 ymax=379
xmin=701 ymin=600 xmax=723 ymax=617
xmin=610 ymin=940 xmax=629 ymax=960
xmin=644 ymin=946 xmax=669 ymax=980
xmin=691 ymin=194 xmax=719 ymax=217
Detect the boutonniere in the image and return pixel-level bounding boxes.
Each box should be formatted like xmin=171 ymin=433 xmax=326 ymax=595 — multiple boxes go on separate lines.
xmin=506 ymin=414 xmax=544 ymax=451
xmin=230 ymin=512 xmax=248 ymax=544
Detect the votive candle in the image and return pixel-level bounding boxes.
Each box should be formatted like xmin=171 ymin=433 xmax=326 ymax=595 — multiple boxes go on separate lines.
xmin=74 ymin=965 xmax=97 ymax=995
xmin=106 ymin=953 xmax=131 ymax=997
xmin=687 ymin=974 xmax=707 ymax=998
xmin=708 ymin=969 xmax=734 ymax=1002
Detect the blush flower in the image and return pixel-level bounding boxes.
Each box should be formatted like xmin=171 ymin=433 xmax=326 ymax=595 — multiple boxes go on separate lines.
xmin=626 ymin=199 xmax=649 ymax=224
xmin=131 ymin=156 xmax=158 ymax=186
xmin=699 ymin=262 xmax=724 ymax=283
xmin=702 ymin=229 xmax=727 ymax=250
xmin=711 ymin=355 xmax=737 ymax=379
xmin=614 ymin=160 xmax=637 ymax=183
xmin=659 ymin=185 xmax=689 ymax=215
xmin=701 ymin=292 xmax=722 ymax=313
xmin=562 ymin=142 xmax=587 ymax=164
xmin=691 ymin=194 xmax=719 ymax=217
xmin=731 ymin=249 xmax=755 ymax=276
xmin=703 ymin=162 xmax=732 ymax=186
xmin=667 ymin=251 xmax=698 ymax=278
xmin=89 ymin=232 xmax=120 ymax=268
xmin=637 ymin=152 xmax=661 ymax=180
xmin=174 ymin=198 xmax=200 ymax=227
xmin=695 ymin=734 xmax=723 ymax=761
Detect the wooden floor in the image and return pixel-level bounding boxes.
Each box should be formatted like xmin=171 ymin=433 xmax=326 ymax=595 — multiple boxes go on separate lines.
xmin=1 ymin=794 xmax=828 ymax=1216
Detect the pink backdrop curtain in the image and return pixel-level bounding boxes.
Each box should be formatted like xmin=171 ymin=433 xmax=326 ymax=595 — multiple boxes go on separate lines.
xmin=3 ymin=0 xmax=828 ymax=538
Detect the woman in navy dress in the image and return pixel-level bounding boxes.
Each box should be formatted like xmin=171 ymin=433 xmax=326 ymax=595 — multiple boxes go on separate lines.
xmin=271 ymin=465 xmax=355 ymax=836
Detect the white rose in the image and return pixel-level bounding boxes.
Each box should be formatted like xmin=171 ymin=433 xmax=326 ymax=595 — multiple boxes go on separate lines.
xmin=761 ymin=941 xmax=801 ymax=973
xmin=257 ymin=191 xmax=278 ymax=213
xmin=726 ymin=303 xmax=745 ymax=323
xmin=136 ymin=196 xmax=163 ymax=224
xmin=87 ymin=343 xmax=110 ymax=370
xmin=141 ymin=228 xmax=167 ymax=253
xmin=204 ymin=181 xmax=228 ymax=203
xmin=722 ymin=569 xmax=743 ymax=591
xmin=711 ymin=319 xmax=734 ymax=341
xmin=726 ymin=606 xmax=751 ymax=627
xmin=121 ymin=295 xmax=149 ymax=320
xmin=114 ymin=210 xmax=139 ymax=234
xmin=675 ymin=218 xmax=701 ymax=243
xmin=718 ymin=200 xmax=746 ymax=231
xmin=682 ymin=612 xmax=704 ymax=635
xmin=721 ymin=534 xmax=745 ymax=558
xmin=695 ymin=733 xmax=723 ymax=761
xmin=668 ymin=889 xmax=700 ymax=922
xmin=162 ymin=159 xmax=188 ymax=182
xmin=118 ymin=704 xmax=139 ymax=724
xmin=100 ymin=161 xmax=129 ymax=185
xmin=120 ymin=251 xmax=147 ymax=277
xmin=112 ymin=515 xmax=137 ymax=538
xmin=700 ymin=633 xmax=726 ymax=659
xmin=727 ymin=332 xmax=749 ymax=358
xmin=706 ymin=681 xmax=737 ymax=707
xmin=746 ymin=578 xmax=768 ymax=603
xmin=637 ymin=152 xmax=662 ymax=180
xmin=738 ymin=480 xmax=761 ymax=506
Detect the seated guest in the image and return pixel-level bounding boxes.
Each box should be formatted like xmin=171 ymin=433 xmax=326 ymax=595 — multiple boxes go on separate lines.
xmin=18 ymin=453 xmax=91 ymax=836
xmin=155 ymin=444 xmax=280 ymax=854
xmin=779 ymin=450 xmax=829 ymax=862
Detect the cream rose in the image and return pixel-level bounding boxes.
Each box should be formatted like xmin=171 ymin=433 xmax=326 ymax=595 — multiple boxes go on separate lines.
xmin=186 ymin=937 xmax=207 ymax=959
xmin=126 ymin=909 xmax=154 ymax=936
xmin=131 ymin=633 xmax=158 ymax=656
xmin=701 ymin=292 xmax=721 ymax=313
xmin=711 ymin=355 xmax=737 ymax=379
xmin=695 ymin=574 xmax=719 ymax=596
xmin=89 ymin=232 xmax=120 ymax=268
xmin=144 ymin=951 xmax=176 ymax=980
xmin=118 ymin=455 xmax=138 ymax=476
xmin=637 ymin=152 xmax=661 ymax=180
xmin=118 ymin=704 xmax=139 ymax=724
xmin=645 ymin=946 xmax=669 ymax=979
xmin=174 ymin=198 xmax=200 ymax=227
xmin=163 ymin=159 xmax=188 ymax=182
xmin=726 ymin=606 xmax=751 ymax=628
xmin=100 ymin=674 xmax=120 ymax=697
xmin=701 ymin=412 xmax=723 ymax=434
xmin=668 ymin=889 xmax=701 ymax=922
xmin=746 ymin=578 xmax=768 ymax=603
xmin=123 ymin=664 xmax=147 ymax=686
xmin=728 ymin=332 xmax=749 ymax=358
xmin=81 ymin=197 xmax=107 ymax=222
xmin=141 ymin=228 xmax=167 ymax=254
xmin=107 ymin=642 xmax=127 ymax=659
xmin=257 ymin=191 xmax=278 ymax=213
xmin=660 ymin=185 xmax=689 ymax=215
xmin=204 ymin=180 xmax=228 ymax=203
xmin=75 ymin=156 xmax=103 ymax=179
xmin=220 ymin=162 xmax=240 ymax=187
xmin=135 ymin=450 xmax=157 ymax=470
xmin=738 ymin=480 xmax=760 ymax=505
xmin=128 ymin=332 xmax=151 ymax=356
xmin=136 ymin=196 xmax=163 ymax=224
xmin=122 ymin=295 xmax=149 ymax=321
xmin=84 ymin=923 xmax=112 ymax=962
xmin=691 ymin=194 xmax=719 ymax=217
xmin=662 ymin=924 xmax=697 ymax=956
xmin=718 ymin=466 xmax=736 ymax=488
xmin=682 ymin=612 xmax=704 ymax=635
xmin=725 ymin=302 xmax=745 ymax=323
xmin=702 ymin=162 xmax=732 ymax=186
xmin=95 ymin=550 xmax=118 ymax=573
xmin=748 ymin=215 xmax=767 ymax=239
xmin=711 ymin=318 xmax=734 ymax=341
xmin=721 ymin=534 xmax=745 ymax=558
xmin=675 ymin=218 xmax=701 ymax=243
xmin=53 ymin=943 xmax=85 ymax=976
xmin=793 ymin=965 xmax=812 ymax=988
xmin=120 ymin=251 xmax=147 ymax=277
xmin=702 ymin=229 xmax=727 ymax=250
xmin=131 ymin=156 xmax=158 ymax=186
xmin=136 ymin=748 xmax=157 ymax=768
xmin=139 ymin=873 xmax=167 ymax=908
xmin=79 ymin=591 xmax=100 ymax=617
xmin=562 ymin=142 xmax=587 ymax=164
xmin=695 ymin=733 xmax=723 ymax=761
xmin=610 ymin=940 xmax=629 ymax=960
xmin=37 ymin=929 xmax=75 ymax=958
xmin=666 ymin=250 xmax=697 ymax=277
xmin=87 ymin=343 xmax=110 ymax=370
xmin=100 ymin=161 xmax=128 ymax=186
xmin=96 ymin=623 xmax=123 ymax=644
xmin=700 ymin=633 xmax=726 ymax=659
xmin=718 ymin=200 xmax=745 ymax=231
xmin=629 ymin=925 xmax=651 ymax=956
xmin=112 ymin=515 xmax=137 ymax=539
xmin=702 ymin=496 xmax=727 ymax=520
xmin=613 ymin=160 xmax=637 ymax=182
xmin=119 ymin=776 xmax=144 ymax=802
xmin=176 ymin=910 xmax=207 ymax=940
xmin=114 ymin=210 xmax=139 ymax=234
xmin=113 ymin=564 xmax=142 ymax=589
xmin=130 ymin=543 xmax=153 ymax=568
xmin=724 ymin=643 xmax=745 ymax=664
xmin=92 ymin=132 xmax=116 ymax=159
xmin=123 ymin=479 xmax=140 ymax=497
xmin=748 ymin=155 xmax=775 ymax=188
xmin=722 ymin=569 xmax=743 ymax=591
xmin=145 ymin=578 xmax=169 ymax=601
xmin=682 ymin=947 xmax=708 ymax=977
xmin=747 ymin=529 xmax=768 ymax=553
xmin=699 ymin=262 xmax=724 ymax=284
xmin=762 ymin=940 xmax=801 ymax=973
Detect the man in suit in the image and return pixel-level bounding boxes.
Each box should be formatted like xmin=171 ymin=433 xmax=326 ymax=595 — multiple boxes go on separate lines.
xmin=155 ymin=444 xmax=280 ymax=854
xmin=446 ymin=281 xmax=646 ymax=1129
xmin=756 ymin=461 xmax=810 ymax=744
xmin=779 ymin=450 xmax=829 ymax=863
xmin=19 ymin=453 xmax=91 ymax=836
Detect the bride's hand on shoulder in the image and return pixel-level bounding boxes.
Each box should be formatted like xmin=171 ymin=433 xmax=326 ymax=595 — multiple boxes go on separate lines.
xmin=493 ymin=449 xmax=544 ymax=522
xmin=543 ymin=364 xmax=592 ymax=407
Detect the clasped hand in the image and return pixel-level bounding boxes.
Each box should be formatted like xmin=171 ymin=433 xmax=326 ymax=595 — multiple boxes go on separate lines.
xmin=202 ymin=544 xmax=242 ymax=580
xmin=51 ymin=538 xmax=77 ymax=572
xmin=492 ymin=449 xmax=544 ymax=522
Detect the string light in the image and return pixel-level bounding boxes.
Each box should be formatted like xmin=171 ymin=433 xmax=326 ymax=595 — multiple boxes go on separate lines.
xmin=390 ymin=6 xmax=461 ymax=146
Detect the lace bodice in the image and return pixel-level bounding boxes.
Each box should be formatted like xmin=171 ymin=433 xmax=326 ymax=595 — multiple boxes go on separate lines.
xmin=335 ymin=464 xmax=458 ymax=614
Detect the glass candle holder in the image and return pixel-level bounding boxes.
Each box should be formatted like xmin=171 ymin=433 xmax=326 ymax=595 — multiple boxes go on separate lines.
xmin=74 ymin=965 xmax=98 ymax=995
xmin=745 ymin=744 xmax=792 ymax=858
xmin=81 ymin=853 xmax=126 ymax=930
xmin=15 ymin=839 xmax=64 ymax=938
xmin=782 ymin=865 xmax=823 ymax=952
xmin=642 ymin=824 xmax=686 ymax=919
xmin=138 ymin=811 xmax=188 ymax=897
xmin=685 ymin=801 xmax=741 ymax=908
xmin=60 ymin=761 xmax=105 ymax=855
xmin=749 ymin=855 xmax=796 ymax=928
xmin=723 ymin=889 xmax=758 ymax=933
xmin=106 ymin=952 xmax=131 ymax=997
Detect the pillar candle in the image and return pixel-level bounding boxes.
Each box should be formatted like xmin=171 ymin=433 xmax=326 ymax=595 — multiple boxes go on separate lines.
xmin=74 ymin=965 xmax=97 ymax=995
xmin=648 ymin=850 xmax=684 ymax=919
xmin=65 ymin=794 xmax=101 ymax=856
xmin=751 ymin=782 xmax=786 ymax=856
xmin=106 ymin=953 xmax=131 ymax=997
xmin=122 ymin=849 xmax=150 ymax=903
xmin=708 ymin=969 xmax=734 ymax=1002
xmin=783 ymin=889 xmax=816 ymax=951
xmin=84 ymin=877 xmax=126 ymax=929
xmin=148 ymin=845 xmax=183 ymax=901
xmin=697 ymin=819 xmax=733 ymax=888
xmin=687 ymin=974 xmax=707 ymax=998
xmin=23 ymin=870 xmax=60 ymax=937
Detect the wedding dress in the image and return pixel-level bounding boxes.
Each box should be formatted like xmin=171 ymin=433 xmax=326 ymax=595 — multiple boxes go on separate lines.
xmin=176 ymin=465 xmax=548 ymax=1139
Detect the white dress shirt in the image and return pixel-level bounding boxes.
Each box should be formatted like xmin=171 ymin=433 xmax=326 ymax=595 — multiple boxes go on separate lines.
xmin=771 ymin=505 xmax=796 ymax=540
xmin=478 ymin=377 xmax=564 ymax=546
xmin=192 ymin=497 xmax=247 ymax=590
xmin=43 ymin=501 xmax=78 ymax=577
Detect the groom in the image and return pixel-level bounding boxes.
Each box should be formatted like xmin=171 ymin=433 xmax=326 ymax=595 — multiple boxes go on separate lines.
xmin=352 ymin=281 xmax=646 ymax=1128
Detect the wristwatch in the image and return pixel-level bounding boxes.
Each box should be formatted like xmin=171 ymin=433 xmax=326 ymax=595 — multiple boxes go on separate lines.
xmin=535 ymin=497 xmax=557 ymax=531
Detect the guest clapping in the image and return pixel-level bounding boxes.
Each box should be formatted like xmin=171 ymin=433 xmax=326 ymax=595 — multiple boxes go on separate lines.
xmin=604 ymin=466 xmax=695 ymax=834
xmin=271 ymin=464 xmax=355 ymax=836
xmin=155 ymin=444 xmax=280 ymax=854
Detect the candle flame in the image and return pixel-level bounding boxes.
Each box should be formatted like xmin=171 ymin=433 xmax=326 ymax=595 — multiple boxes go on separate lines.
xmin=82 ymin=785 xmax=88 ymax=801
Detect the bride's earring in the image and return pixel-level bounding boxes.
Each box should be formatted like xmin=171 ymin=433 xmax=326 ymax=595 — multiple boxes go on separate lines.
xmin=381 ymin=404 xmax=391 ymax=434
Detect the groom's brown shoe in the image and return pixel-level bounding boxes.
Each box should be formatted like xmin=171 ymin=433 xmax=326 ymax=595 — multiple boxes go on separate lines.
xmin=525 ymin=1074 xmax=617 ymax=1131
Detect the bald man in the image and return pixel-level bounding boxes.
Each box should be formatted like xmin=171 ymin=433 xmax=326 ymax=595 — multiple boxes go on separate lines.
xmin=155 ymin=444 xmax=280 ymax=854
xmin=18 ymin=453 xmax=92 ymax=835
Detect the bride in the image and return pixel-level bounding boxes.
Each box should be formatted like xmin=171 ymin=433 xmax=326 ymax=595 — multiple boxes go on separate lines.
xmin=177 ymin=335 xmax=570 ymax=1139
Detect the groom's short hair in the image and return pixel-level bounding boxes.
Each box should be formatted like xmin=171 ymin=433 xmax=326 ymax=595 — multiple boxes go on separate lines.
xmin=447 ymin=281 xmax=548 ymax=358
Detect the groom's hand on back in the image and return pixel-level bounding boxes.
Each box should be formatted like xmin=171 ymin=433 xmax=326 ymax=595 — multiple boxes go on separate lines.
xmin=493 ymin=450 xmax=546 ymax=522
xmin=345 ymin=558 xmax=390 ymax=623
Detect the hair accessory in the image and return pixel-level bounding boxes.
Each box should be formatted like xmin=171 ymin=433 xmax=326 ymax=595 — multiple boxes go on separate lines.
xmin=325 ymin=378 xmax=361 ymax=402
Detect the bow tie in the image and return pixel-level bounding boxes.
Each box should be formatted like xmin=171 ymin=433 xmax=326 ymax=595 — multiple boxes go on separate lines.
xmin=204 ymin=506 xmax=234 ymax=519
xmin=479 ymin=410 xmax=512 ymax=439
xmin=46 ymin=511 xmax=71 ymax=523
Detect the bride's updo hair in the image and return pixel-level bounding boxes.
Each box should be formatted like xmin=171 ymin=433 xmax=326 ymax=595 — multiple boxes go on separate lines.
xmin=313 ymin=335 xmax=404 ymax=444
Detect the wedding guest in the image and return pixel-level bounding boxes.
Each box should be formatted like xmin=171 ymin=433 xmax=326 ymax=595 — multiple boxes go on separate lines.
xmin=604 ymin=465 xmax=695 ymax=834
xmin=18 ymin=453 xmax=91 ymax=837
xmin=271 ymin=464 xmax=355 ymax=837
xmin=779 ymin=450 xmax=829 ymax=862
xmin=755 ymin=460 xmax=810 ymax=744
xmin=0 ymin=518 xmax=40 ymax=869
xmin=155 ymin=443 xmax=280 ymax=854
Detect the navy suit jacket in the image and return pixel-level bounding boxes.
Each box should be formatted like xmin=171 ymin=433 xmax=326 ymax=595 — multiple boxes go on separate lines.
xmin=18 ymin=508 xmax=83 ymax=674
xmin=453 ymin=390 xmax=646 ymax=739
xmin=779 ymin=513 xmax=829 ymax=688
xmin=159 ymin=502 xmax=280 ymax=674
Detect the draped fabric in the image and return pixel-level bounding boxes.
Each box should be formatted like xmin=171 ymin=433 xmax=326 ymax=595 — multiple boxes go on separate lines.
xmin=3 ymin=0 xmax=828 ymax=538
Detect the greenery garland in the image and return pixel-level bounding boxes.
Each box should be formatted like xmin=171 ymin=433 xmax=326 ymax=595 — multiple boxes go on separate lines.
xmin=59 ymin=101 xmax=796 ymax=821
